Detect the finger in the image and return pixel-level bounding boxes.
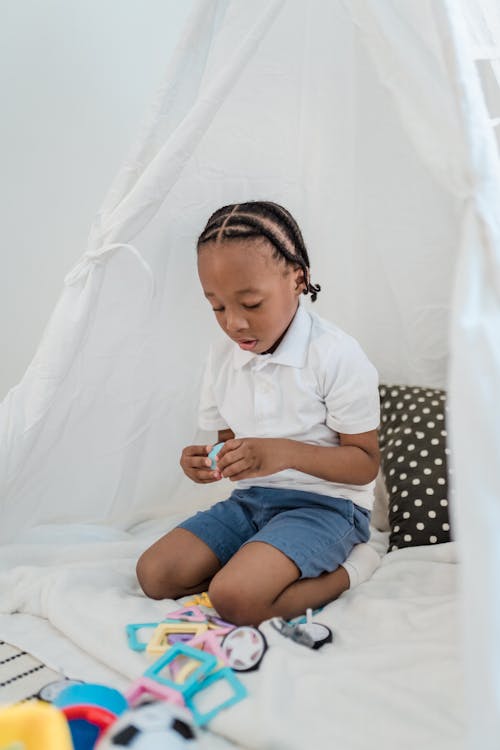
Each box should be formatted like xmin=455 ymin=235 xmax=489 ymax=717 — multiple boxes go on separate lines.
xmin=221 ymin=458 xmax=251 ymax=479
xmin=216 ymin=439 xmax=243 ymax=460
xmin=217 ymin=445 xmax=246 ymax=471
xmin=181 ymin=457 xmax=211 ymax=471
xmin=186 ymin=456 xmax=213 ymax=469
xmin=183 ymin=445 xmax=210 ymax=457
xmin=194 ymin=469 xmax=221 ymax=482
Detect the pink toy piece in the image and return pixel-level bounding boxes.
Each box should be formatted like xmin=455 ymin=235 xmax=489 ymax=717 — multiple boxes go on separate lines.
xmin=164 ymin=606 xmax=206 ymax=623
xmin=125 ymin=677 xmax=185 ymax=708
xmin=189 ymin=630 xmax=228 ymax=664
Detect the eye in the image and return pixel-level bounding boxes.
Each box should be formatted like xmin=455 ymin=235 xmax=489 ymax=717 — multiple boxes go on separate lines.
xmin=212 ymin=307 xmax=224 ymax=313
xmin=242 ymin=302 xmax=262 ymax=310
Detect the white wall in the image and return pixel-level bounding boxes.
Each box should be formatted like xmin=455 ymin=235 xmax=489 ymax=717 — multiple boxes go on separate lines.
xmin=0 ymin=0 xmax=195 ymax=400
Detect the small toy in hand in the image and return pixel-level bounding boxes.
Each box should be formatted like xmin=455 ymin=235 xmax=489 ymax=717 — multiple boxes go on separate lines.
xmin=207 ymin=442 xmax=224 ymax=470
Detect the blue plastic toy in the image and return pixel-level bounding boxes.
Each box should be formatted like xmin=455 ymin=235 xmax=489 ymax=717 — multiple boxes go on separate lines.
xmin=143 ymin=643 xmax=217 ymax=695
xmin=185 ymin=667 xmax=248 ymax=726
xmin=208 ymin=442 xmax=224 ymax=470
xmin=126 ymin=622 xmax=160 ymax=652
xmin=54 ymin=683 xmax=128 ymax=717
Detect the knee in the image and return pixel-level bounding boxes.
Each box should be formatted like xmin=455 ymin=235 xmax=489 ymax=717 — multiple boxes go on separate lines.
xmin=208 ymin=575 xmax=264 ymax=626
xmin=136 ymin=550 xmax=179 ymax=601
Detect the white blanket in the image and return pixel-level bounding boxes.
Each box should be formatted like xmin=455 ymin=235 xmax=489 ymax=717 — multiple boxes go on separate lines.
xmin=0 ymin=520 xmax=464 ymax=749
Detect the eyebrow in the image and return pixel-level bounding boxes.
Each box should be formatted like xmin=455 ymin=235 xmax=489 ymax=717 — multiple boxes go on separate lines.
xmin=205 ymin=288 xmax=262 ymax=298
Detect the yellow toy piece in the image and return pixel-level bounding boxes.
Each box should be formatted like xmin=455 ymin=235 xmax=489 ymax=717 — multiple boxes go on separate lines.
xmin=183 ymin=592 xmax=213 ymax=608
xmin=146 ymin=622 xmax=208 ymax=658
xmin=0 ymin=700 xmax=73 ymax=750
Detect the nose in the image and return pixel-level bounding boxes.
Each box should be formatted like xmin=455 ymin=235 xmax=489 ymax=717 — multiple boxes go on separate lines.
xmin=224 ymin=310 xmax=249 ymax=334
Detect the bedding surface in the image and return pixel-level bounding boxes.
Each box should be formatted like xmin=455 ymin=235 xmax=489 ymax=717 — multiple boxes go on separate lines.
xmin=0 ymin=518 xmax=464 ymax=749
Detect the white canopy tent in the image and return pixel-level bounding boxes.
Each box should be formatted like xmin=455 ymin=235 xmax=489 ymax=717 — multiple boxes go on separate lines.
xmin=0 ymin=1 xmax=499 ymax=747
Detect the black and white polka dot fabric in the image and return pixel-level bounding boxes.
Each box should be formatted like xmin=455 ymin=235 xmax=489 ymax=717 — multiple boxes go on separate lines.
xmin=378 ymin=385 xmax=451 ymax=551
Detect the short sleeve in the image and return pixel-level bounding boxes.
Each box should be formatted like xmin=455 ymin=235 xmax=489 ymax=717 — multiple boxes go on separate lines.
xmin=198 ymin=346 xmax=230 ymax=432
xmin=324 ymin=337 xmax=380 ymax=435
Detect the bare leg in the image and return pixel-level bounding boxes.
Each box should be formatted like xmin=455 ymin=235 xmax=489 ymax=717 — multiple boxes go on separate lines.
xmin=207 ymin=541 xmax=349 ymax=626
xmin=136 ymin=528 xmax=222 ymax=600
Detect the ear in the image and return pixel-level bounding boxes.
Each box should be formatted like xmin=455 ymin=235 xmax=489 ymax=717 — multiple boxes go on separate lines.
xmin=293 ymin=266 xmax=307 ymax=295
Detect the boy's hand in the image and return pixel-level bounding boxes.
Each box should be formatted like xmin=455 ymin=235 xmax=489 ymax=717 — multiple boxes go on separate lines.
xmin=180 ymin=444 xmax=222 ymax=483
xmin=215 ymin=438 xmax=288 ymax=481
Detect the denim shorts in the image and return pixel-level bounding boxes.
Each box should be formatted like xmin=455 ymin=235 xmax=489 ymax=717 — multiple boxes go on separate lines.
xmin=177 ymin=486 xmax=371 ymax=579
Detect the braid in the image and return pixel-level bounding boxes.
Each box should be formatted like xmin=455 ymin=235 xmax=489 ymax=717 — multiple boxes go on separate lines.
xmin=197 ymin=201 xmax=321 ymax=301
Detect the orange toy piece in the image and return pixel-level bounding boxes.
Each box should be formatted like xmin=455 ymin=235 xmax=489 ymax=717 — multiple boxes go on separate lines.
xmin=0 ymin=700 xmax=73 ymax=750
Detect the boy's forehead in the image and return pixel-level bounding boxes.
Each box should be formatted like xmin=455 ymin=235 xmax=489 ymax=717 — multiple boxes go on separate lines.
xmin=199 ymin=234 xmax=274 ymax=257
xmin=198 ymin=237 xmax=282 ymax=274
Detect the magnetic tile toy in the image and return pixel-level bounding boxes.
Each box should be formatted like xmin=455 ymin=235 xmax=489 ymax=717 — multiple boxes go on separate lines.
xmin=143 ymin=643 xmax=217 ymax=695
xmin=184 ymin=667 xmax=248 ymax=726
xmin=125 ymin=676 xmax=185 ymax=708
xmin=146 ymin=622 xmax=208 ymax=658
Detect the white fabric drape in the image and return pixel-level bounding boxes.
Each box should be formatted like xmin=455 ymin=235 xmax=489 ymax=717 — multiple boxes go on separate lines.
xmin=0 ymin=0 xmax=462 ymax=542
xmin=1 ymin=4 xmax=500 ymax=744
xmin=439 ymin=3 xmax=500 ymax=748
xmin=348 ymin=2 xmax=500 ymax=746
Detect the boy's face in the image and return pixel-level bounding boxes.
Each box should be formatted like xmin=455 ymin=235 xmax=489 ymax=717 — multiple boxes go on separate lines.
xmin=197 ymin=237 xmax=305 ymax=354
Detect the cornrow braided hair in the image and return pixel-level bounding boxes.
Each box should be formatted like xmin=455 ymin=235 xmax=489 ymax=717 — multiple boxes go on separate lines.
xmin=197 ymin=201 xmax=321 ymax=301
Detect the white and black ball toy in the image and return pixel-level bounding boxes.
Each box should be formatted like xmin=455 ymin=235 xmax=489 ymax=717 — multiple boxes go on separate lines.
xmin=95 ymin=701 xmax=198 ymax=749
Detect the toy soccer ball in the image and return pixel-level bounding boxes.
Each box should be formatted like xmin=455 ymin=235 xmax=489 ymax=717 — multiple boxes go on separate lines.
xmin=95 ymin=701 xmax=198 ymax=749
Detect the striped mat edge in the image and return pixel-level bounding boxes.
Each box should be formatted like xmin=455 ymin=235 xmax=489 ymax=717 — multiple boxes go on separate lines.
xmin=0 ymin=640 xmax=63 ymax=705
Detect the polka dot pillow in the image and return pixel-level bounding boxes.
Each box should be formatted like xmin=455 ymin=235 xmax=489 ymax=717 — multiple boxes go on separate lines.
xmin=378 ymin=384 xmax=451 ymax=551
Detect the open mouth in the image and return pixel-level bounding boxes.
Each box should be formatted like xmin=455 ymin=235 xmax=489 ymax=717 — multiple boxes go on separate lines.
xmin=237 ymin=339 xmax=258 ymax=351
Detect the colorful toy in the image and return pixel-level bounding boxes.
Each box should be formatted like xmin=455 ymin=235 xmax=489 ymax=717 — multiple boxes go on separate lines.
xmin=123 ymin=602 xmax=249 ymax=726
xmin=207 ymin=615 xmax=235 ymax=634
xmin=54 ymin=683 xmax=128 ymax=750
xmin=54 ymin=683 xmax=128 ymax=716
xmin=207 ymin=442 xmax=224 ymax=470
xmin=125 ymin=676 xmax=186 ymax=709
xmin=164 ymin=606 xmax=206 ymax=623
xmin=221 ymin=626 xmax=267 ymax=671
xmin=270 ymin=608 xmax=333 ymax=650
xmin=146 ymin=622 xmax=208 ymax=659
xmin=188 ymin=628 xmax=229 ymax=664
xmin=37 ymin=677 xmax=85 ymax=703
xmin=183 ymin=592 xmax=213 ymax=608
xmin=0 ymin=700 xmax=73 ymax=750
xmin=184 ymin=667 xmax=248 ymax=727
xmin=167 ymin=633 xmax=196 ymax=645
xmin=95 ymin=700 xmax=198 ymax=748
xmin=143 ymin=643 xmax=217 ymax=694
xmin=126 ymin=622 xmax=161 ymax=652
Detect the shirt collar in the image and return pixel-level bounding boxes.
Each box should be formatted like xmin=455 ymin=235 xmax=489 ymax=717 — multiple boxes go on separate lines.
xmin=232 ymin=304 xmax=312 ymax=370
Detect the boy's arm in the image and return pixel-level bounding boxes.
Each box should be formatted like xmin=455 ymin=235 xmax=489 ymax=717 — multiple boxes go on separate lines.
xmin=215 ymin=431 xmax=380 ymax=486
xmin=286 ymin=430 xmax=380 ymax=485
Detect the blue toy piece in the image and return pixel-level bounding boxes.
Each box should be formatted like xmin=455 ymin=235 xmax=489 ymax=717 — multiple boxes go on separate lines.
xmin=126 ymin=622 xmax=160 ymax=651
xmin=54 ymin=683 xmax=128 ymax=717
xmin=185 ymin=667 xmax=248 ymax=726
xmin=143 ymin=643 xmax=217 ymax=695
xmin=54 ymin=684 xmax=128 ymax=750
xmin=207 ymin=442 xmax=225 ymax=470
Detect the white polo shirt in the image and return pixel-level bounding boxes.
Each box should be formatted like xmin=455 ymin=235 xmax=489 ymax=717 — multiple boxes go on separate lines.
xmin=198 ymin=304 xmax=380 ymax=510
